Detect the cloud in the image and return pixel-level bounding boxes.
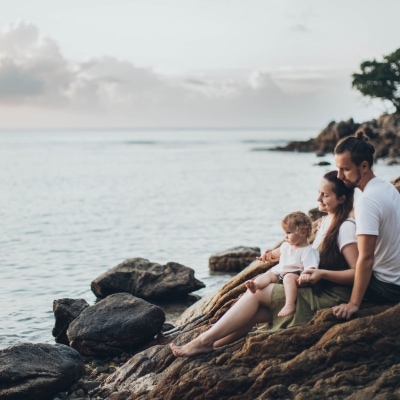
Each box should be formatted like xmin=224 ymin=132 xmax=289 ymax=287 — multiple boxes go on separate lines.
xmin=0 ymin=20 xmax=73 ymax=106
xmin=0 ymin=20 xmax=390 ymax=128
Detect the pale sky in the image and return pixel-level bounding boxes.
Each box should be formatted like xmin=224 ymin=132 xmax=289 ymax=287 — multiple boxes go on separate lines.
xmin=0 ymin=0 xmax=399 ymax=129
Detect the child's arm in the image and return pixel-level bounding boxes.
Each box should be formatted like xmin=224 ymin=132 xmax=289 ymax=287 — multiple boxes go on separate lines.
xmin=257 ymin=248 xmax=280 ymax=263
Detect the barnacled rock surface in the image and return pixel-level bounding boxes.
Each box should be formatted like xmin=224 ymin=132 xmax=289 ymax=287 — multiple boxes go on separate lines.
xmin=91 ymin=258 xmax=205 ymax=300
xmin=270 ymin=112 xmax=400 ymax=162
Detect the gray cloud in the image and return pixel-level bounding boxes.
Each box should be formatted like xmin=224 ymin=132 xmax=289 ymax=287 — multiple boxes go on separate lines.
xmin=0 ymin=20 xmax=385 ymax=128
xmin=0 ymin=21 xmax=73 ymax=106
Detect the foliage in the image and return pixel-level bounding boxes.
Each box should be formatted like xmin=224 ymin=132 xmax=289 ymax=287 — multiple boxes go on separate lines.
xmin=352 ymin=48 xmax=400 ymax=113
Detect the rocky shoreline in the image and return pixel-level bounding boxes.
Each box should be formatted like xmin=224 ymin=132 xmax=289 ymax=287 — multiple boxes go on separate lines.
xmin=2 ymin=116 xmax=400 ymax=399
xmin=269 ymin=112 xmax=400 ymax=164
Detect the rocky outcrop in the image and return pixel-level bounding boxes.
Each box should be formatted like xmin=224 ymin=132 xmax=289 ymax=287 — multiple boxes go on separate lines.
xmin=270 ymin=112 xmax=400 ymax=162
xmin=91 ymin=262 xmax=400 ymax=400
xmin=67 ymin=293 xmax=165 ymax=357
xmin=91 ymin=258 xmax=205 ymax=300
xmin=0 ymin=342 xmax=84 ymax=400
xmin=209 ymin=246 xmax=261 ymax=272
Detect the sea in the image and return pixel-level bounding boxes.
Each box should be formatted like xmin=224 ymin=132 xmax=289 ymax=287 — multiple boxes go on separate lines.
xmin=1 ymin=127 xmax=400 ymax=350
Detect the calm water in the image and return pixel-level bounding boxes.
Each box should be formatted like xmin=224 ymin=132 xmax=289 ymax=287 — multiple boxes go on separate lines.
xmin=1 ymin=128 xmax=400 ymax=349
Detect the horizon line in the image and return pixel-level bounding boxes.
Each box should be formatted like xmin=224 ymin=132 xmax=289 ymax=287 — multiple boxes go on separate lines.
xmin=0 ymin=125 xmax=322 ymax=132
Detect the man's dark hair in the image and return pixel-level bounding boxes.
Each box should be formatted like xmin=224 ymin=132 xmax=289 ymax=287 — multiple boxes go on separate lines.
xmin=334 ymin=130 xmax=375 ymax=167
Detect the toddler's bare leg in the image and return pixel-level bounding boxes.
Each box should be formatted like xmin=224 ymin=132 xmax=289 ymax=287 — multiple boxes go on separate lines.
xmin=245 ymin=270 xmax=277 ymax=293
xmin=277 ymin=273 xmax=299 ymax=317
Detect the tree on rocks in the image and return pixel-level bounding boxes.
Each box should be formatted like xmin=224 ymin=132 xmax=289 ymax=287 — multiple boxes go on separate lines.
xmin=352 ymin=47 xmax=400 ymax=113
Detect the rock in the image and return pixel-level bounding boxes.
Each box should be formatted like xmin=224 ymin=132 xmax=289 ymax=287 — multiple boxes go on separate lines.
xmin=385 ymin=157 xmax=400 ymax=165
xmin=314 ymin=160 xmax=331 ymax=166
xmin=92 ymin=260 xmax=400 ymax=399
xmin=209 ymin=246 xmax=261 ymax=272
xmin=392 ymin=176 xmax=400 ymax=192
xmin=67 ymin=293 xmax=165 ymax=357
xmin=52 ymin=298 xmax=90 ymax=345
xmin=0 ymin=342 xmax=84 ymax=400
xmin=271 ymin=112 xmax=400 ymax=160
xmin=90 ymin=258 xmax=205 ymax=300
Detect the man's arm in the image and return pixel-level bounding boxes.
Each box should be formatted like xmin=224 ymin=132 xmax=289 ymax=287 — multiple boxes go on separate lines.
xmin=332 ymin=234 xmax=376 ymax=319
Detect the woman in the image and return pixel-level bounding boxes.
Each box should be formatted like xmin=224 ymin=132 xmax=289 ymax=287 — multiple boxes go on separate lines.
xmin=170 ymin=171 xmax=358 ymax=356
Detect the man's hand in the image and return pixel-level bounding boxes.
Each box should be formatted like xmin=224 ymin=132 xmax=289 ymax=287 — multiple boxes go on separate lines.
xmin=332 ymin=302 xmax=359 ymax=320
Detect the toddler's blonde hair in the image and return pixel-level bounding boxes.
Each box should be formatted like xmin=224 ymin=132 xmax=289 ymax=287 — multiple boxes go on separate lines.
xmin=281 ymin=211 xmax=312 ymax=238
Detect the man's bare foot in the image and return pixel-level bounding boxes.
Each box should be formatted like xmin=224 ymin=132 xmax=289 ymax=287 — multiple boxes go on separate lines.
xmin=245 ymin=280 xmax=257 ymax=293
xmin=169 ymin=338 xmax=213 ymax=357
xmin=277 ymin=304 xmax=296 ymax=317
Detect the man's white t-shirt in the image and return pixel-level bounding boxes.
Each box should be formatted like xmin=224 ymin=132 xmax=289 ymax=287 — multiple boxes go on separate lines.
xmin=271 ymin=241 xmax=320 ymax=276
xmin=355 ymin=177 xmax=400 ymax=285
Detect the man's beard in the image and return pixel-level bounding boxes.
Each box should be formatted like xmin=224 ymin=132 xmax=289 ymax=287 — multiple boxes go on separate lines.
xmin=343 ymin=170 xmax=363 ymax=189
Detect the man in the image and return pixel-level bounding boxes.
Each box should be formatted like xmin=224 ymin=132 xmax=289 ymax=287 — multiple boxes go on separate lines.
xmin=332 ymin=130 xmax=400 ymax=320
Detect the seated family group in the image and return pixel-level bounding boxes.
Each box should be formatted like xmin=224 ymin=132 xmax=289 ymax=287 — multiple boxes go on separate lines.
xmin=170 ymin=130 xmax=400 ymax=357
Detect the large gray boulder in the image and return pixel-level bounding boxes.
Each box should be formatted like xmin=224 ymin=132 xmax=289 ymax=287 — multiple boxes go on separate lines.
xmin=67 ymin=293 xmax=165 ymax=357
xmin=0 ymin=342 xmax=84 ymax=400
xmin=90 ymin=258 xmax=205 ymax=300
xmin=209 ymin=246 xmax=261 ymax=272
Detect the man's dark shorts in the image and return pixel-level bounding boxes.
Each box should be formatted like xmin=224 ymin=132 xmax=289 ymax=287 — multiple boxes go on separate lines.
xmin=365 ymin=273 xmax=400 ymax=303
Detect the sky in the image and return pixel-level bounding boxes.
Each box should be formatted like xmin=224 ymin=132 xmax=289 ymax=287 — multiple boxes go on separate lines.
xmin=0 ymin=0 xmax=399 ymax=129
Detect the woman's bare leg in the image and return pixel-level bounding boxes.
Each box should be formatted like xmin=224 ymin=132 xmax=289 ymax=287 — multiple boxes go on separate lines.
xmin=278 ymin=273 xmax=298 ymax=317
xmin=213 ymin=306 xmax=272 ymax=348
xmin=170 ymin=284 xmax=274 ymax=357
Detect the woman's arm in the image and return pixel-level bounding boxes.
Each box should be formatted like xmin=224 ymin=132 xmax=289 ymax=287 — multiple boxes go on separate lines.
xmin=300 ymin=242 xmax=358 ymax=285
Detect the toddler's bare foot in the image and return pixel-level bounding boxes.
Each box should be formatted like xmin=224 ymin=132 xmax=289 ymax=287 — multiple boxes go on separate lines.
xmin=169 ymin=338 xmax=213 ymax=357
xmin=277 ymin=304 xmax=296 ymax=317
xmin=245 ymin=280 xmax=257 ymax=293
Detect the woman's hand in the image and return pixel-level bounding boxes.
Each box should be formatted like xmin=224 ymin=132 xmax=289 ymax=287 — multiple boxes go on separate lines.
xmin=298 ymin=269 xmax=323 ymax=285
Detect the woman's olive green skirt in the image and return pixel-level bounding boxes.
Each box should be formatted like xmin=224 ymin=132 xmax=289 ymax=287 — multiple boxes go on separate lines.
xmin=268 ymin=283 xmax=352 ymax=332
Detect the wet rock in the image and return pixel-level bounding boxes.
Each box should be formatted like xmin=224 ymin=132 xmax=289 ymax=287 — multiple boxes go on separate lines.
xmin=0 ymin=342 xmax=84 ymax=400
xmin=67 ymin=293 xmax=165 ymax=357
xmin=91 ymin=258 xmax=205 ymax=300
xmin=209 ymin=246 xmax=261 ymax=272
xmin=52 ymin=298 xmax=90 ymax=345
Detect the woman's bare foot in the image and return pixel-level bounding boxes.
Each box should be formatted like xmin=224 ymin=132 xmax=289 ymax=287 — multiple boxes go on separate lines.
xmin=169 ymin=338 xmax=214 ymax=357
xmin=245 ymin=280 xmax=257 ymax=293
xmin=277 ymin=304 xmax=296 ymax=317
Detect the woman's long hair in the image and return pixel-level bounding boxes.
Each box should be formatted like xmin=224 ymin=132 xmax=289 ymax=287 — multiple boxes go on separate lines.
xmin=318 ymin=170 xmax=355 ymax=270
